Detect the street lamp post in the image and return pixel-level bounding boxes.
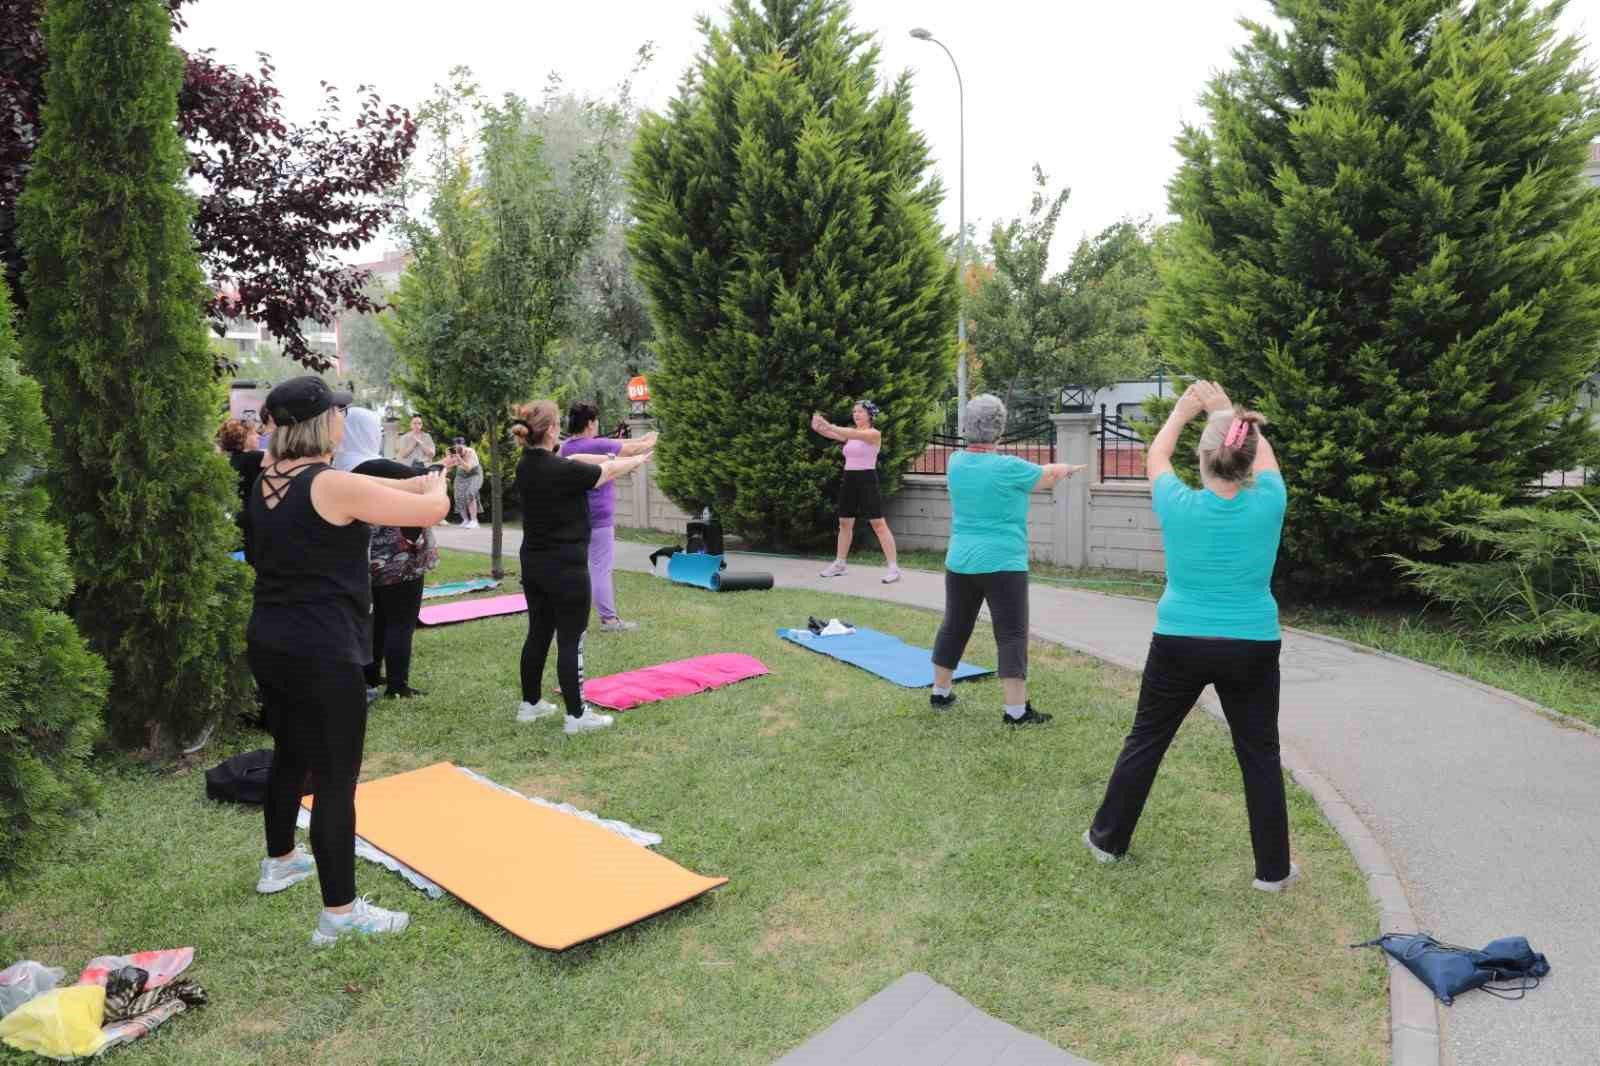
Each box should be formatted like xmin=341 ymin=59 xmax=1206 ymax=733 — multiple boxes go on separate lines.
xmin=910 ymin=26 xmax=967 ymax=432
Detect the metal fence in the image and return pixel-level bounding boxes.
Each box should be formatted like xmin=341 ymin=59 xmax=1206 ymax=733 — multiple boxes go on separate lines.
xmin=1524 ymin=466 xmax=1595 ymax=495
xmin=910 ymin=417 xmax=1056 ymax=475
xmin=1097 ymin=405 xmax=1148 ymax=481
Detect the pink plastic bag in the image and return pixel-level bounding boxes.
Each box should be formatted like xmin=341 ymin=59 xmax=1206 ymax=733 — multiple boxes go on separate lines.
xmin=76 ymin=949 xmax=193 ymax=990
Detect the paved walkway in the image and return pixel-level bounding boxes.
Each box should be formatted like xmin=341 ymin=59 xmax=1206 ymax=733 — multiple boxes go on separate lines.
xmin=439 ymin=525 xmax=1599 ymax=1066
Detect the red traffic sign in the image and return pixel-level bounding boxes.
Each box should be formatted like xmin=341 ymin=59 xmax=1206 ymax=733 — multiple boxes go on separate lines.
xmin=627 ymin=375 xmax=650 ymax=403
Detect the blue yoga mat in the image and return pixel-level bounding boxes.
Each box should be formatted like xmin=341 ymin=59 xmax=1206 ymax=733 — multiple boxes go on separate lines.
xmin=229 ymin=550 xmax=246 ymax=562
xmin=668 ymin=551 xmax=723 ymax=590
xmin=422 ymin=578 xmax=501 ymax=599
xmin=777 ymin=626 xmax=993 ymax=688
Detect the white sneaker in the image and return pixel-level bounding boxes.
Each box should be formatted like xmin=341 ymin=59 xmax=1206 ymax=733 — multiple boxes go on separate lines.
xmin=563 ymin=708 xmax=615 ymax=735
xmin=819 ymin=561 xmax=847 ymax=578
xmin=600 ymin=618 xmax=639 ymax=633
xmin=517 ymin=699 xmax=559 ymax=723
xmin=881 ymin=567 xmax=901 ymax=584
xmin=256 ymin=845 xmax=316 ymax=894
xmin=464 ymin=520 xmax=479 ymax=529
xmin=310 ymin=896 xmax=410 ymax=946
xmin=1252 ymin=862 xmax=1302 ymax=893
xmin=1082 ymin=829 xmax=1121 ymax=865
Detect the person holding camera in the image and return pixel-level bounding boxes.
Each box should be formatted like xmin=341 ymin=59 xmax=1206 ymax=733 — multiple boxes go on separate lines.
xmin=443 ymin=438 xmax=483 ymax=529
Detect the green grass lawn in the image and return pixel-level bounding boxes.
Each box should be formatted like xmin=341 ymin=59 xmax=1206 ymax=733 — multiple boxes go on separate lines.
xmin=1 ymin=555 xmax=1386 ymax=1065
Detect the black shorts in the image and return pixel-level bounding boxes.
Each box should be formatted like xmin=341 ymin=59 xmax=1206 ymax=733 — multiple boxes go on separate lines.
xmin=838 ymin=469 xmax=883 ymax=520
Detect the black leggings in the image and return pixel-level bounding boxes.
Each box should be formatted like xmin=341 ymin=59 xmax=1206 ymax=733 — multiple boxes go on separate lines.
xmin=249 ymin=643 xmax=368 ymax=908
xmin=521 ymin=551 xmax=590 ymax=716
xmin=1089 ymin=635 xmax=1290 ymax=882
xmin=365 ymin=577 xmax=424 ymax=692
xmin=931 ymin=569 xmax=1030 ymax=679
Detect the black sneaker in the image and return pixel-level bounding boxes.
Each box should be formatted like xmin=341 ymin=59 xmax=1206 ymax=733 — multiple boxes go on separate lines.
xmin=929 ymin=691 xmax=959 ymax=711
xmin=1002 ymin=703 xmax=1052 ymax=726
xmin=385 ymin=686 xmax=426 ymax=700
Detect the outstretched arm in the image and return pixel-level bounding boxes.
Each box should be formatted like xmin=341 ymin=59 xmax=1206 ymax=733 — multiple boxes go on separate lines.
xmin=810 ymin=412 xmax=878 ymax=443
xmin=1033 ymin=463 xmax=1088 ymax=491
xmin=619 ymin=431 xmax=657 ymax=456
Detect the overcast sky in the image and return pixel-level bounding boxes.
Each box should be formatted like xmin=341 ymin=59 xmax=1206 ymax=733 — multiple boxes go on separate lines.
xmin=178 ymin=0 xmax=1599 ymax=270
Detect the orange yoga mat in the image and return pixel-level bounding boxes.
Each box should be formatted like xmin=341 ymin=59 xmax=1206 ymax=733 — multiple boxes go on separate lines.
xmin=304 ymin=762 xmax=727 ymax=950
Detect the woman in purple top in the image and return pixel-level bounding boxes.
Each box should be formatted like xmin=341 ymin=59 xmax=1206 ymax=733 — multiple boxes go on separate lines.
xmin=810 ymin=399 xmax=900 ymax=584
xmin=559 ymin=403 xmax=658 ymax=632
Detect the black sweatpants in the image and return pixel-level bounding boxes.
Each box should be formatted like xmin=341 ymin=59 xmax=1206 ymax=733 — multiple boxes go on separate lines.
xmin=364 ymin=577 xmax=424 ymax=692
xmin=249 ymin=643 xmax=368 ymax=908
xmin=521 ymin=549 xmax=591 ymax=716
xmin=1089 ymin=634 xmax=1290 ymax=882
xmin=931 ymin=569 xmax=1030 ymax=679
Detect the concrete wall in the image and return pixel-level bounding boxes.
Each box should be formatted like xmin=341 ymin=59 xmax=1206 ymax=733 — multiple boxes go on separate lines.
xmin=613 ymin=463 xmax=1166 ymax=573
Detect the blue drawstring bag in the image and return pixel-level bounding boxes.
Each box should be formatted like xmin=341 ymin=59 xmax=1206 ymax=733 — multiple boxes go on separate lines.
xmin=1355 ymin=933 xmax=1550 ymax=1005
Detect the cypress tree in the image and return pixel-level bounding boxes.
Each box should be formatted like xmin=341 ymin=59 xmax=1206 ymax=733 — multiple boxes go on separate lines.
xmin=629 ymin=0 xmax=957 ymax=546
xmin=1154 ymin=0 xmax=1600 ymax=591
xmin=0 ymin=276 xmax=108 ymax=877
xmin=18 ymin=0 xmax=249 ymax=750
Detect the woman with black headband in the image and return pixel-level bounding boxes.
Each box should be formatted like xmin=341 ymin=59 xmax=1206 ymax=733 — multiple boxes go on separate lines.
xmin=810 ymin=399 xmax=901 ymax=584
xmin=510 ymin=400 xmax=652 ymax=733
xmin=247 ymin=376 xmax=449 ymax=946
xmin=1083 ymin=380 xmax=1297 ymax=892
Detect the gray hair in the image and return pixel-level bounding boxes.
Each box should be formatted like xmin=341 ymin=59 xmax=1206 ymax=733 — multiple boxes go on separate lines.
xmin=962 ymin=393 xmax=1008 ymax=444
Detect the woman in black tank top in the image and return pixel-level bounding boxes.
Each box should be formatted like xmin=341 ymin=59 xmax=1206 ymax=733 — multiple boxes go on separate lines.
xmin=246 ymin=376 xmax=450 ymax=948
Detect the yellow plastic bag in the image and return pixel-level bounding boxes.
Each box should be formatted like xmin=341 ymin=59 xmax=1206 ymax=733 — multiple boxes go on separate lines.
xmin=0 ymin=984 xmax=107 ymax=1060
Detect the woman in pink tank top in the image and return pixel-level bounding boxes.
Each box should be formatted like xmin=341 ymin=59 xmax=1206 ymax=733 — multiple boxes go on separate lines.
xmin=810 ymin=400 xmax=901 ymax=584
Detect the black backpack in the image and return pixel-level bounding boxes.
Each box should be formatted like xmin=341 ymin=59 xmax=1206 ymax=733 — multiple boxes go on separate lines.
xmin=204 ymin=749 xmax=274 ymax=804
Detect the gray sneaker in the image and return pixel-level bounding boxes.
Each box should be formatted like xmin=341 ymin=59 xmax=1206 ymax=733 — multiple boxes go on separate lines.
xmin=599 ymin=618 xmax=639 ymax=633
xmin=819 ymin=561 xmax=847 ymax=578
xmin=256 ymin=845 xmax=316 ymax=894
xmin=563 ymin=708 xmax=615 ymax=735
xmin=1082 ymin=829 xmax=1121 ymax=865
xmin=310 ymin=896 xmax=410 ymax=946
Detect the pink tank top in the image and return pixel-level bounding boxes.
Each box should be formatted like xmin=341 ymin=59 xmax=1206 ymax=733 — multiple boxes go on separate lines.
xmin=843 ymin=437 xmax=879 ymax=471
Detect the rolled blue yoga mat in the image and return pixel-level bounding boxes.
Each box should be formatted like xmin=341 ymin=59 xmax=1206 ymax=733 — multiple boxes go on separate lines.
xmin=667 ymin=551 xmax=723 ymax=590
xmin=422 ymin=578 xmax=501 ymax=599
xmin=777 ymin=626 xmax=992 ymax=688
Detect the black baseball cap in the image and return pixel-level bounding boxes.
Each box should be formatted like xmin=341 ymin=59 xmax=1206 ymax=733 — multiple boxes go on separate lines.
xmin=264 ymin=375 xmax=353 ymax=426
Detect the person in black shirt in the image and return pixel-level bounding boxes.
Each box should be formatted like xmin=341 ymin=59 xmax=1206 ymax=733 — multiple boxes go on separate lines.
xmin=510 ymin=399 xmax=651 ymax=735
xmin=247 ymin=376 xmax=450 ymax=947
xmin=217 ymin=418 xmax=264 ymax=560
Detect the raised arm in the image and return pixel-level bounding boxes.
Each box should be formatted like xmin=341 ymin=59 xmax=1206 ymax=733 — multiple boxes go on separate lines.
xmin=1033 ymin=463 xmax=1088 ymax=491
xmin=810 ymin=412 xmax=878 ymax=444
xmin=592 ymin=450 xmax=651 ymax=487
xmin=1145 ymin=382 xmax=1213 ymax=482
xmin=315 ymin=469 xmax=450 ymax=526
xmin=619 ymin=431 xmax=657 ymax=457
xmin=1253 ymin=429 xmax=1280 ymax=474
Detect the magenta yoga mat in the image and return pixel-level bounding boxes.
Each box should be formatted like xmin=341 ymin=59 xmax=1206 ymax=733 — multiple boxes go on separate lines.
xmin=418 ymin=592 xmax=528 ymax=626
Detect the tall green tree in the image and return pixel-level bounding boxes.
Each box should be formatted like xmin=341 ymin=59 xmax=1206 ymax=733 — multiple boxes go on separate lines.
xmin=389 ymin=71 xmax=617 ymax=574
xmin=972 ymin=166 xmax=1163 ymax=406
xmin=0 ymin=276 xmax=107 ymax=877
xmin=18 ymin=0 xmax=249 ymax=750
xmin=629 ymin=0 xmax=957 ymax=546
xmin=1154 ymin=0 xmax=1600 ymax=591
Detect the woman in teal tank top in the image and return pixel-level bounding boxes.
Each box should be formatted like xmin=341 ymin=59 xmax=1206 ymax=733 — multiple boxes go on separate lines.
xmin=1084 ymin=381 xmax=1300 ymax=892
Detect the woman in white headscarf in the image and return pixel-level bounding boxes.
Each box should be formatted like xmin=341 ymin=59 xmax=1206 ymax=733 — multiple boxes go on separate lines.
xmin=334 ymin=408 xmax=438 ymax=699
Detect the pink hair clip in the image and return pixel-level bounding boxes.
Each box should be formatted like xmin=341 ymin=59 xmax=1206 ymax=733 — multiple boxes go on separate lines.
xmin=1223 ymin=419 xmax=1250 ymax=449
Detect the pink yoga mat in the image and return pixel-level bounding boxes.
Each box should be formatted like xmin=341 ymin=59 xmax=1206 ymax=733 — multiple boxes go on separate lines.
xmin=418 ymin=593 xmax=528 ymax=626
xmin=584 ymin=653 xmax=770 ymax=711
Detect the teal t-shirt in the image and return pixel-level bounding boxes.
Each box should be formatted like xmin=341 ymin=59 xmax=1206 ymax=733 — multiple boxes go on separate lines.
xmin=1152 ymin=470 xmax=1286 ymax=640
xmin=944 ymin=451 xmax=1042 ymax=574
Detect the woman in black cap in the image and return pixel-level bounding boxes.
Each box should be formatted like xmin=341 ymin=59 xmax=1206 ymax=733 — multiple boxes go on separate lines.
xmin=248 ymin=375 xmax=450 ymax=946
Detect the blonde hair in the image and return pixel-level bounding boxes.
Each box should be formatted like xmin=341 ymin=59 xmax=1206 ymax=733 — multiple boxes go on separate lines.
xmin=268 ymin=407 xmax=343 ymax=460
xmin=1197 ymin=410 xmax=1267 ymax=485
xmin=511 ymin=400 xmax=560 ymax=448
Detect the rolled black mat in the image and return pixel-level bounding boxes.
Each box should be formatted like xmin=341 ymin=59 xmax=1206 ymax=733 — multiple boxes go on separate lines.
xmin=711 ymin=571 xmax=774 ymax=592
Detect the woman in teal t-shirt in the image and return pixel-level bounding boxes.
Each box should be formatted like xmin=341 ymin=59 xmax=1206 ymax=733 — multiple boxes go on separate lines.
xmin=1084 ymin=381 xmax=1300 ymax=892
xmin=930 ymin=393 xmax=1084 ymax=726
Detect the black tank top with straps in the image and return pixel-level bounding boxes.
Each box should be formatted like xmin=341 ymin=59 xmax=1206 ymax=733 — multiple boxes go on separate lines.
xmin=246 ymin=462 xmax=371 ymax=663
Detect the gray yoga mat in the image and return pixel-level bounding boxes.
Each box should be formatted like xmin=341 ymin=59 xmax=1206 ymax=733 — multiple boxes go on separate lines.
xmin=774 ymin=972 xmax=1097 ymax=1066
